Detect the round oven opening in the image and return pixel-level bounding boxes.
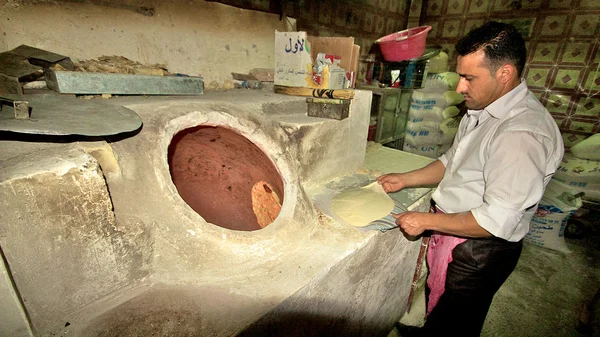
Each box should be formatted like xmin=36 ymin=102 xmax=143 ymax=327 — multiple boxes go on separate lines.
xmin=168 ymin=125 xmax=285 ymax=231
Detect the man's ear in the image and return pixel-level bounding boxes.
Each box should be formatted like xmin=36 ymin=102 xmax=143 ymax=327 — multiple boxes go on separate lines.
xmin=496 ymin=63 xmax=516 ymax=84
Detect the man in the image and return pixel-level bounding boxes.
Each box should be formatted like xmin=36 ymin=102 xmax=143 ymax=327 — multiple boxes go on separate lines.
xmin=378 ymin=22 xmax=564 ymax=336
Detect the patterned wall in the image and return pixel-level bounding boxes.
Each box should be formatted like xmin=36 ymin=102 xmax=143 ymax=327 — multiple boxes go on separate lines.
xmin=410 ymin=0 xmax=600 ymax=147
xmin=291 ymin=0 xmax=410 ymax=60
xmin=216 ymin=0 xmax=598 ymax=146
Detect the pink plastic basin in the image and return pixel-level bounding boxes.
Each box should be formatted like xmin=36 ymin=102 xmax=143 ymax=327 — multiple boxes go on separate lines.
xmin=377 ymin=26 xmax=432 ymax=62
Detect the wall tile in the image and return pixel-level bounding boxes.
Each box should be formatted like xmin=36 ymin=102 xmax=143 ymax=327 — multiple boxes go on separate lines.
xmin=521 ymin=0 xmax=544 ymax=9
xmin=568 ymin=120 xmax=595 ymax=133
xmin=423 ymin=20 xmax=440 ymax=39
xmin=437 ymin=43 xmax=457 ymax=69
xmin=427 ymin=0 xmax=444 ymax=16
xmin=545 ymin=92 xmax=572 ymax=115
xmin=469 ymin=0 xmax=490 ymax=13
xmin=334 ymin=5 xmax=347 ymax=27
xmin=548 ymin=0 xmax=571 ymax=9
xmin=497 ymin=17 xmax=536 ymax=38
xmin=583 ymin=68 xmax=600 ymax=93
xmin=414 ymin=0 xmax=598 ymax=135
xmin=562 ymin=133 xmax=588 ymax=147
xmin=530 ymin=42 xmax=561 ymax=64
xmin=493 ymin=0 xmax=513 ymax=12
xmin=446 ymin=0 xmax=466 ymax=15
xmin=389 ymin=0 xmax=399 ymax=14
xmin=362 ymin=38 xmax=375 ymax=56
xmin=570 ymin=14 xmax=600 ymax=37
xmin=552 ymin=68 xmax=584 ymax=90
xmin=350 ymin=8 xmax=364 ymax=30
xmin=593 ymin=44 xmax=600 ymax=65
xmin=407 ymin=18 xmax=420 ymax=28
xmin=556 ymin=116 xmax=569 ymax=130
xmin=532 ymin=90 xmax=545 ymax=103
xmin=573 ymin=97 xmax=600 ymax=118
xmin=319 ymin=5 xmax=332 ymax=25
xmin=540 ymin=15 xmax=568 ymax=37
xmin=526 ymin=67 xmax=553 ymax=88
xmin=386 ymin=18 xmax=396 ymax=35
xmin=378 ymin=0 xmax=389 ymax=11
xmin=364 ymin=11 xmax=375 ymax=33
xmin=560 ymin=42 xmax=591 ymax=64
xmin=375 ymin=15 xmax=386 ymax=35
xmin=441 ymin=20 xmax=463 ymax=38
xmin=580 ymin=0 xmax=600 ymax=9
xmin=410 ymin=0 xmax=423 ymax=18
xmin=317 ymin=29 xmax=333 ymax=37
xmin=463 ymin=19 xmax=486 ymax=37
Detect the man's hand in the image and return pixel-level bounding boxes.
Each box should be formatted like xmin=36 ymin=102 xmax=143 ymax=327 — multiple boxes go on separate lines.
xmin=393 ymin=211 xmax=429 ymax=236
xmin=376 ymin=160 xmax=446 ymax=194
xmin=394 ymin=210 xmax=493 ymax=238
xmin=377 ymin=173 xmax=406 ymax=193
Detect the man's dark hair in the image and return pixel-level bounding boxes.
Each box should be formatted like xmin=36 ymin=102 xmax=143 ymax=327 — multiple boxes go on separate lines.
xmin=455 ymin=21 xmax=526 ymax=77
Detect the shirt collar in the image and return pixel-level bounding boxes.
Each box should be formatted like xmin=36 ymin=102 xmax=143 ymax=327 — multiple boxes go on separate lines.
xmin=467 ymin=80 xmax=529 ymax=119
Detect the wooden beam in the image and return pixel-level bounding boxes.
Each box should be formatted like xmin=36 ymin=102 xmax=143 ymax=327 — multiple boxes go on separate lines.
xmin=274 ymin=85 xmax=354 ymax=99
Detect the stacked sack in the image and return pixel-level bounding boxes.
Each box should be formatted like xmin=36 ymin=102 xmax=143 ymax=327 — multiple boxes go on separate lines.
xmin=552 ymin=134 xmax=600 ymax=202
xmin=524 ymin=179 xmax=582 ymax=253
xmin=402 ymin=70 xmax=464 ymax=159
xmin=524 ymin=134 xmax=600 ymax=253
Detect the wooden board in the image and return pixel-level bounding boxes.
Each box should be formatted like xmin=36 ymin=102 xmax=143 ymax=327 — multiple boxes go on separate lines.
xmin=351 ymin=45 xmax=360 ymax=86
xmin=250 ymin=68 xmax=274 ymax=82
xmin=231 ymin=72 xmax=256 ymax=81
xmin=274 ymin=85 xmax=354 ymax=99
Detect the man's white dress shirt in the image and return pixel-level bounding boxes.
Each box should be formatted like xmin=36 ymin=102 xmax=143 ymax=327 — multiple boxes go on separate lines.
xmin=432 ymin=81 xmax=564 ymax=242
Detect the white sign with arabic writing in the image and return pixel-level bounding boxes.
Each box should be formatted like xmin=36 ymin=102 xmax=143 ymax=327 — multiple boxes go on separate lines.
xmin=274 ymin=31 xmax=313 ymax=87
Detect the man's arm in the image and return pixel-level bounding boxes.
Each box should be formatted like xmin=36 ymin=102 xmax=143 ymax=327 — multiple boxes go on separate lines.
xmin=377 ymin=160 xmax=446 ymax=193
xmin=394 ymin=211 xmax=492 ymax=238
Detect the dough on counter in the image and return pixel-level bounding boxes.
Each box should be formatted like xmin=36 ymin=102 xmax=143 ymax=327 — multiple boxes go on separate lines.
xmin=330 ymin=182 xmax=394 ymax=227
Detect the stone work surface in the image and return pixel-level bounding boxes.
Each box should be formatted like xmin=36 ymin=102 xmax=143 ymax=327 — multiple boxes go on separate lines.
xmin=0 ymin=146 xmax=151 ymax=335
xmin=0 ymin=91 xmax=429 ymax=337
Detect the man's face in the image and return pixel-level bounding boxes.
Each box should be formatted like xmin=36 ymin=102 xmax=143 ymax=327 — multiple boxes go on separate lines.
xmin=455 ymin=50 xmax=503 ymax=110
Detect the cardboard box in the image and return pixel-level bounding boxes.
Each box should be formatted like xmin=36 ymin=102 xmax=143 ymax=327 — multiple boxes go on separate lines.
xmin=274 ymin=31 xmax=359 ymax=89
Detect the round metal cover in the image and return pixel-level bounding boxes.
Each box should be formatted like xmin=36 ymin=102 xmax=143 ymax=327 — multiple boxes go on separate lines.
xmin=0 ymin=92 xmax=142 ymax=136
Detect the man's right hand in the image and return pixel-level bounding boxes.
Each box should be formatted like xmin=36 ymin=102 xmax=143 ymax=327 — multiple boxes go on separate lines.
xmin=376 ymin=173 xmax=406 ymax=193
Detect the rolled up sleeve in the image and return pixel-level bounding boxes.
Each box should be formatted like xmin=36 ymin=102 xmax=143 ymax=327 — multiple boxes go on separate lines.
xmin=471 ymin=131 xmax=548 ymax=241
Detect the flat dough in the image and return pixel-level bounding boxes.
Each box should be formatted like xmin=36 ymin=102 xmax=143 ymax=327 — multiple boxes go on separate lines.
xmin=251 ymin=181 xmax=282 ymax=228
xmin=330 ymin=182 xmax=394 ymax=227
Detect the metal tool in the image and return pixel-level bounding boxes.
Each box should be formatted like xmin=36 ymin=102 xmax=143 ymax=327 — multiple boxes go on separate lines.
xmin=0 ymin=95 xmax=30 ymax=119
xmin=0 ymin=92 xmax=142 ymax=137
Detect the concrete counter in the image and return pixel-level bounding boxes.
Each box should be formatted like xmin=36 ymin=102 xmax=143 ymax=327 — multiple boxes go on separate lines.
xmin=0 ymin=90 xmax=433 ymax=337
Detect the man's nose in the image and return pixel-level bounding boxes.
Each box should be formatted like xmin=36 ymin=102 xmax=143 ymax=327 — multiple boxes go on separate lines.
xmin=456 ymin=77 xmax=467 ymax=94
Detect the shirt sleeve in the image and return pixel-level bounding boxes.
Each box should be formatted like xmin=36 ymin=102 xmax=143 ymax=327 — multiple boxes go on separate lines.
xmin=471 ymin=131 xmax=548 ymax=240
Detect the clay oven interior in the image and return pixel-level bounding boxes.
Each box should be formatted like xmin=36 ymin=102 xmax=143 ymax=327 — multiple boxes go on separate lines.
xmin=168 ymin=125 xmax=284 ymax=231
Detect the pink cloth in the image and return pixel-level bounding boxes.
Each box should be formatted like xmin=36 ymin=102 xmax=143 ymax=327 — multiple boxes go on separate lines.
xmin=426 ymin=231 xmax=467 ymax=316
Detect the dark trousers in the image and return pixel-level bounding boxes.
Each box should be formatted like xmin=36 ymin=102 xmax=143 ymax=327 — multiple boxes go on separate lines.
xmin=421 ymin=236 xmax=523 ymax=336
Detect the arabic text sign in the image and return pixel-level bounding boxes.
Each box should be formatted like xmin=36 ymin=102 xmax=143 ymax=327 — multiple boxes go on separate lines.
xmin=274 ymin=31 xmax=313 ymax=87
